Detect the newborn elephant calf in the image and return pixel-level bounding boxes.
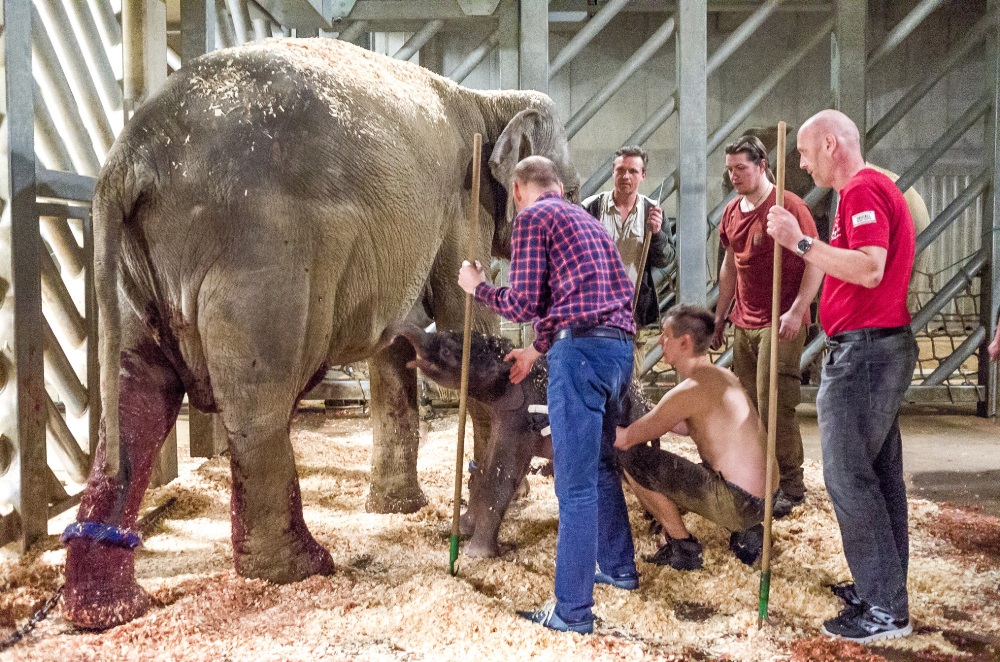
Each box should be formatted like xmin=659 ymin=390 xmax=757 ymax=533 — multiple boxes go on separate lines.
xmin=391 ymin=323 xmax=651 ymax=557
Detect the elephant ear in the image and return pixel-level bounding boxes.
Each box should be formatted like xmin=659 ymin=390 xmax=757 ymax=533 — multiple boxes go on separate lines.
xmin=488 ymin=107 xmax=576 ymax=199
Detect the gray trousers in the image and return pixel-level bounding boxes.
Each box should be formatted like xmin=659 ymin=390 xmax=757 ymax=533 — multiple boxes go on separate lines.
xmin=817 ymin=327 xmax=917 ymax=620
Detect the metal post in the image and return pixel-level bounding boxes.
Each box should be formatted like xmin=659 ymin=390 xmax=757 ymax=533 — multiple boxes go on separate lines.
xmin=497 ymin=0 xmax=519 ymax=90
xmin=60 ymin=0 xmax=123 ymax=122
xmin=181 ymin=0 xmax=216 ymax=63
xmin=519 ymin=0 xmax=548 ymax=92
xmin=33 ymin=85 xmax=74 ymax=172
xmin=867 ymin=0 xmax=944 ymax=70
xmin=549 ymin=0 xmax=628 ymax=78
xmin=337 ymin=20 xmax=369 ymax=45
xmin=393 ymin=20 xmax=444 ymax=61
xmin=448 ymin=27 xmax=500 ymax=83
xmin=924 ymin=328 xmax=987 ymax=386
xmin=833 ymin=0 xmax=867 ymax=145
xmin=677 ymin=0 xmax=707 ymax=306
xmin=982 ymin=0 xmax=1000 ymax=417
xmin=1 ymin=0 xmax=47 ymax=551
xmin=706 ymin=0 xmax=782 ymax=76
xmin=565 ymin=17 xmax=675 ymax=139
xmin=225 ymin=0 xmax=252 ymax=45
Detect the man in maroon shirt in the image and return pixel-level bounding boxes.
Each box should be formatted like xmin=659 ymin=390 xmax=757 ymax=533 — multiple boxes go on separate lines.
xmin=712 ymin=135 xmax=822 ymax=518
xmin=459 ymin=155 xmax=637 ymax=635
xmin=768 ymin=109 xmax=917 ymax=644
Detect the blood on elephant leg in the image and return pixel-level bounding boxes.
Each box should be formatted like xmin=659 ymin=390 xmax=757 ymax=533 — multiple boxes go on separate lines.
xmin=63 ymin=327 xmax=184 ymax=630
xmin=222 ymin=403 xmax=334 ymax=583
xmin=366 ymin=336 xmax=427 ymax=513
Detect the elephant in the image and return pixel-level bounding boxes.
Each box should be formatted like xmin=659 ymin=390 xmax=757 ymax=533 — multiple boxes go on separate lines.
xmin=63 ymin=37 xmax=579 ymax=630
xmin=391 ymin=323 xmax=653 ymax=558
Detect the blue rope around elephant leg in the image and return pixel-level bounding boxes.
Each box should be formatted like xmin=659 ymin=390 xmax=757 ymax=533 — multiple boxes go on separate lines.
xmin=61 ymin=522 xmax=143 ymax=549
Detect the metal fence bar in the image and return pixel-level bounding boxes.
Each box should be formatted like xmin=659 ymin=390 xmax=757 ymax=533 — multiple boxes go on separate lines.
xmin=707 ymin=18 xmax=832 ymax=155
xmin=44 ymin=394 xmax=90 ymax=483
xmin=448 ymin=27 xmax=500 ymax=83
xmin=910 ymin=250 xmax=987 ymax=332
xmin=42 ymin=319 xmax=89 ymax=416
xmin=895 ymin=93 xmax=992 ymax=193
xmin=40 ymin=212 xmax=86 ymax=279
xmin=36 ymin=168 xmax=97 ymax=201
xmin=866 ymin=13 xmax=994 ymax=151
xmin=337 ymin=20 xmax=370 ymax=43
xmin=982 ymin=3 xmax=1000 ymax=418
xmin=86 ymin=0 xmax=122 ymax=51
xmin=31 ymin=10 xmax=102 ymax=176
xmin=62 ymin=0 xmax=122 ymax=117
xmin=39 ymin=245 xmax=87 ymax=347
xmin=34 ymin=0 xmax=115 ymax=158
xmin=866 ymin=0 xmax=945 ymax=70
xmin=33 ymin=82 xmax=75 ymax=172
xmin=225 ymin=0 xmax=253 ymax=45
xmin=549 ymin=0 xmax=629 ymax=78
xmin=2 ymin=0 xmax=48 ymax=552
xmin=923 ymin=327 xmax=987 ymax=386
xmin=394 ymin=20 xmax=445 ymax=61
xmin=565 ymin=16 xmax=676 ymax=139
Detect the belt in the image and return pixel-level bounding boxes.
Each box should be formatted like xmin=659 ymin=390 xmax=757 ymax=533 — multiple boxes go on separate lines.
xmin=555 ymin=326 xmax=633 ymax=342
xmin=829 ymin=325 xmax=910 ymax=344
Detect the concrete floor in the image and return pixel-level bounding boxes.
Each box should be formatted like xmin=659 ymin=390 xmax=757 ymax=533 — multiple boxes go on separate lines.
xmin=798 ymin=404 xmax=1000 ymax=516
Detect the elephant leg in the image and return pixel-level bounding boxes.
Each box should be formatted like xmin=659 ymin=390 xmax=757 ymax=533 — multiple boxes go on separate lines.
xmin=221 ymin=399 xmax=335 ymax=583
xmin=366 ymin=336 xmax=427 ymax=513
xmin=63 ymin=316 xmax=185 ymax=630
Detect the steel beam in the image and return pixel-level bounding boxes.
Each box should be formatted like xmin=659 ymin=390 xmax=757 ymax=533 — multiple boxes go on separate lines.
xmin=336 ymin=19 xmax=369 ymax=44
xmin=36 ymin=168 xmax=97 ymax=202
xmin=497 ymin=0 xmax=518 ymax=90
xmin=393 ymin=19 xmax=444 ymax=61
xmin=549 ymin=0 xmax=628 ymax=78
xmin=520 ymin=0 xmax=548 ymax=93
xmin=225 ymin=0 xmax=253 ymax=45
xmin=42 ymin=319 xmax=88 ymax=416
xmin=2 ymin=0 xmax=48 ymax=552
xmin=707 ymin=19 xmax=832 ymax=154
xmin=33 ymin=84 xmax=74 ymax=172
xmin=566 ymin=17 xmax=675 ymax=139
xmin=867 ymin=13 xmax=994 ymax=152
xmin=706 ymin=0 xmax=782 ymax=76
xmin=448 ymin=27 xmax=500 ymax=83
xmin=983 ymin=2 xmax=1000 ymax=417
xmin=86 ymin=0 xmax=122 ymax=50
xmin=677 ymin=0 xmax=707 ymax=306
xmin=61 ymin=0 xmax=123 ymax=120
xmin=182 ymin=0 xmax=217 ymax=63
xmin=832 ymin=0 xmax=867 ymax=140
xmin=45 ymin=394 xmax=90 ymax=484
xmin=867 ymin=0 xmax=944 ymax=70
xmin=923 ymin=327 xmax=986 ymax=386
xmin=910 ymin=250 xmax=988 ymax=335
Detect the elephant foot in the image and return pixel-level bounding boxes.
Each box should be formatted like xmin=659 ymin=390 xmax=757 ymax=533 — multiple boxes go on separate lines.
xmin=365 ymin=486 xmax=428 ymax=514
xmin=234 ymin=532 xmax=335 ymax=584
xmin=63 ymin=540 xmax=151 ymax=630
xmin=464 ymin=537 xmax=501 ymax=559
xmin=459 ymin=510 xmax=476 ymax=537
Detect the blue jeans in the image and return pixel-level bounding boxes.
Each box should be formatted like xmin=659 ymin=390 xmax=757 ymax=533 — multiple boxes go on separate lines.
xmin=547 ymin=334 xmax=636 ymax=625
xmin=817 ymin=328 xmax=917 ymax=620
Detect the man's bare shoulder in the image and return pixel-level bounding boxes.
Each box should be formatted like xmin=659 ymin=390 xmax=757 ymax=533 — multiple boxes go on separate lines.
xmin=686 ymin=363 xmax=740 ymax=393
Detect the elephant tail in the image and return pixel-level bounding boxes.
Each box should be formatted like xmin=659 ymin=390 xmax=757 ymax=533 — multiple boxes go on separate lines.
xmin=92 ymin=147 xmax=156 ymax=477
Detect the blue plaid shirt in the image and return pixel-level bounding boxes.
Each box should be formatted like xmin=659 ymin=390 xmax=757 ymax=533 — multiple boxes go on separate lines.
xmin=475 ymin=191 xmax=636 ymax=353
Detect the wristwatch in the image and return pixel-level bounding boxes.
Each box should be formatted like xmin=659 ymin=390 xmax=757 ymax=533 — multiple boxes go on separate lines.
xmin=796 ymin=236 xmax=814 ymax=257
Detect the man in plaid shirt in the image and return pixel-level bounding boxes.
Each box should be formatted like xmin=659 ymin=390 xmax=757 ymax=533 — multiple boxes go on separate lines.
xmin=459 ymin=155 xmax=638 ymax=634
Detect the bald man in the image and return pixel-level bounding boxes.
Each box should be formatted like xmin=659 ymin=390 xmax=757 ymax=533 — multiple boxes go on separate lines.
xmin=767 ymin=110 xmax=916 ymax=644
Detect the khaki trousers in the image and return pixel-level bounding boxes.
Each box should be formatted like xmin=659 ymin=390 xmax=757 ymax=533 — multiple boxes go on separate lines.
xmin=731 ymin=325 xmax=806 ymax=499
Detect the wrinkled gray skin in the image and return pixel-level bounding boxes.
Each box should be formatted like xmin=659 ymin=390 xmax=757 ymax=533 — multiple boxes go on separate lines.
xmin=392 ymin=323 xmax=652 ymax=558
xmin=66 ymin=38 xmax=579 ymax=630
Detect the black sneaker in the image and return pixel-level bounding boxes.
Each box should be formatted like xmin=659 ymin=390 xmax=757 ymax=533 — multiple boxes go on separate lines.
xmin=827 ymin=580 xmax=862 ymax=607
xmin=729 ymin=524 xmax=764 ymax=566
xmin=517 ymin=601 xmax=593 ymax=634
xmin=772 ymin=491 xmax=804 ymax=519
xmin=821 ymin=602 xmax=913 ymax=644
xmin=643 ymin=536 xmax=703 ymax=570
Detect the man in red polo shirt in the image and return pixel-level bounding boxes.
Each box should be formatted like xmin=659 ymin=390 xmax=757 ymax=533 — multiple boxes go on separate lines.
xmin=767 ymin=109 xmax=917 ymax=645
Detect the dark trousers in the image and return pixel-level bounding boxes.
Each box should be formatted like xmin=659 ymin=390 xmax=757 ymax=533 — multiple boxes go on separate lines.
xmin=817 ymin=329 xmax=917 ymax=619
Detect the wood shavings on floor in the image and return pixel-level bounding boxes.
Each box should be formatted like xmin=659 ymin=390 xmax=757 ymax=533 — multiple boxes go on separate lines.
xmin=2 ymin=411 xmax=998 ymax=661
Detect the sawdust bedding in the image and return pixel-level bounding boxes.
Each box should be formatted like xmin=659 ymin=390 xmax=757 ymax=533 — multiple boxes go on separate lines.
xmin=2 ymin=411 xmax=998 ymax=661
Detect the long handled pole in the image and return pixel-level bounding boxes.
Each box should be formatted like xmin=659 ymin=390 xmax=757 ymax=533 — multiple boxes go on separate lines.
xmin=632 ymin=222 xmax=654 ymax=316
xmin=758 ymin=121 xmax=786 ymax=626
xmin=450 ymin=133 xmax=482 ymax=576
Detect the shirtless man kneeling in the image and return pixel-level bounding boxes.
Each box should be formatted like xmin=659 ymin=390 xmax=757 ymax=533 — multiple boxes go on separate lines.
xmin=615 ymin=304 xmax=777 ymax=570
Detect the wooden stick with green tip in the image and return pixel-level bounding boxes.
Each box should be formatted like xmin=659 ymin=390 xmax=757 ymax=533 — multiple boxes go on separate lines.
xmin=450 ymin=132 xmax=482 ymax=576
xmin=758 ymin=120 xmax=786 ymax=626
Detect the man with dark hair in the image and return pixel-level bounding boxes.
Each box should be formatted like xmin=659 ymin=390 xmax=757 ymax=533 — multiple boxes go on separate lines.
xmin=712 ymin=134 xmax=823 ymax=519
xmin=582 ymin=146 xmax=674 ymax=327
xmin=459 ymin=155 xmax=638 ymax=635
xmin=768 ymin=109 xmax=917 ymax=644
xmin=615 ymin=304 xmax=776 ymax=570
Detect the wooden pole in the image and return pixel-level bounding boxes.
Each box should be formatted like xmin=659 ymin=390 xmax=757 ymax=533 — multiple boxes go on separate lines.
xmin=450 ymin=133 xmax=482 ymax=576
xmin=632 ymin=219 xmax=654 ymax=316
xmin=758 ymin=120 xmax=786 ymax=626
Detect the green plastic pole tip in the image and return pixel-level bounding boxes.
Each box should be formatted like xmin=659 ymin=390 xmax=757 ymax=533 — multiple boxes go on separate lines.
xmin=448 ymin=535 xmax=460 ymax=576
xmin=757 ymin=570 xmax=771 ymax=625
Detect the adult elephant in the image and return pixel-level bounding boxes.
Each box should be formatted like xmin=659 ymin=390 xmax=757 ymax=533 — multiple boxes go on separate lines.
xmin=63 ymin=37 xmax=578 ymax=630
